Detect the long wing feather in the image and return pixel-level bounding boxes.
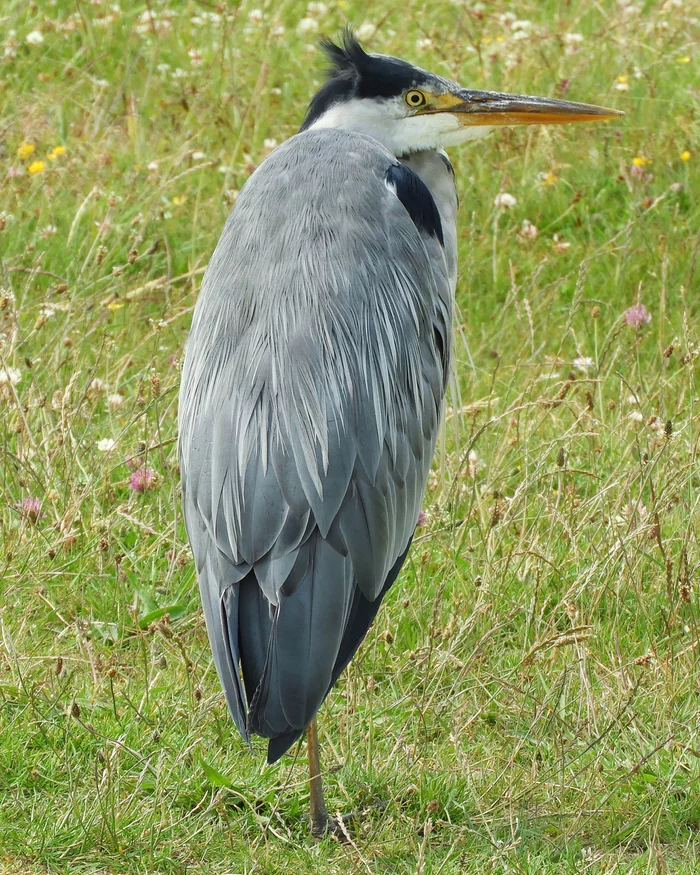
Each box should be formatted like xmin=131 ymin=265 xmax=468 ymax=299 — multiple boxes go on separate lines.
xmin=179 ymin=128 xmax=457 ymax=761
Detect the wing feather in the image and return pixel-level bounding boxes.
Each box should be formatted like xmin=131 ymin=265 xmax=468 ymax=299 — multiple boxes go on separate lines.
xmin=178 ymin=128 xmax=457 ymax=760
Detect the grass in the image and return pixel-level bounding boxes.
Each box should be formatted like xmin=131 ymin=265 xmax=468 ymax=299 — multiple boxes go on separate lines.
xmin=0 ymin=0 xmax=698 ymax=872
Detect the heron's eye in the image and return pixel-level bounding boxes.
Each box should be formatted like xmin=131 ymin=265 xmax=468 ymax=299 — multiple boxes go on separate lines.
xmin=405 ymin=90 xmax=427 ymax=108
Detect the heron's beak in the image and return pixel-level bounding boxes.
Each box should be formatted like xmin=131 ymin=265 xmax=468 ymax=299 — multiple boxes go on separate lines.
xmin=427 ymin=90 xmax=623 ymax=126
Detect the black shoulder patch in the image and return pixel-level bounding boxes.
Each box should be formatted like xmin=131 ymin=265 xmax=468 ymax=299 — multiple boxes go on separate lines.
xmin=386 ymin=163 xmax=444 ymax=247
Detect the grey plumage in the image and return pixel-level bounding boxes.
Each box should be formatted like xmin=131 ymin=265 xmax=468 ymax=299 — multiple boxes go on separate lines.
xmin=179 ymin=128 xmax=457 ymax=761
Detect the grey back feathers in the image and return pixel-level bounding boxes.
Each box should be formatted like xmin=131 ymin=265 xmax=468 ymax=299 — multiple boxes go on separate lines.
xmin=179 ymin=127 xmax=458 ymax=762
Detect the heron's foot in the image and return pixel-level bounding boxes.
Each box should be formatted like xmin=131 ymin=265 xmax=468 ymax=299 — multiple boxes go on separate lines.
xmin=310 ymin=810 xmax=356 ymax=840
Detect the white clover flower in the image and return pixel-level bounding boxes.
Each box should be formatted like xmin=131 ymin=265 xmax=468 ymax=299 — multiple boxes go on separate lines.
xmin=263 ymin=138 xmax=278 ymax=151
xmin=415 ymin=38 xmax=433 ymax=51
xmin=628 ymin=410 xmax=644 ymax=422
xmin=107 ymin=393 xmax=125 ymax=409
xmin=271 ymin=26 xmax=286 ymax=37
xmin=356 ymin=22 xmax=375 ymax=40
xmin=0 ymin=366 xmax=21 ymax=385
xmin=26 ymin=30 xmax=44 ymax=45
xmin=519 ymin=219 xmax=538 ymax=239
xmin=297 ymin=17 xmax=319 ymax=34
xmin=563 ymin=32 xmax=584 ymax=53
xmin=573 ymin=356 xmax=594 ymax=372
xmin=494 ymin=192 xmax=517 ymax=209
xmin=248 ymin=8 xmax=264 ymax=23
xmin=147 ymin=161 xmax=158 ymax=171
xmin=191 ymin=151 xmax=206 ymax=161
xmin=96 ymin=438 xmax=117 ymax=452
xmin=307 ymin=2 xmax=328 ymax=16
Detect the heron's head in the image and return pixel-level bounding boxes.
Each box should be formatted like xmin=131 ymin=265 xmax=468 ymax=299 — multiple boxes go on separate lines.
xmin=301 ymin=30 xmax=622 ymax=157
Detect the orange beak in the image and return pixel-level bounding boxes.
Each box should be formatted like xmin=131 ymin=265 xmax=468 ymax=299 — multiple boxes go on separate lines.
xmin=427 ymin=89 xmax=623 ymax=126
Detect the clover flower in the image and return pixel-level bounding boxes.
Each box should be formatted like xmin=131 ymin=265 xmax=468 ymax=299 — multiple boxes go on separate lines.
xmin=129 ymin=468 xmax=159 ymax=492
xmin=0 ymin=366 xmax=21 ymax=385
xmin=18 ymin=497 xmax=43 ymax=521
xmin=624 ymin=304 xmax=652 ymax=328
xmin=494 ymin=192 xmax=516 ymax=209
xmin=519 ymin=219 xmax=538 ymax=240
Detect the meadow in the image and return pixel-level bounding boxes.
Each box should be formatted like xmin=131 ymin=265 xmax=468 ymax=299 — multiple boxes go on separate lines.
xmin=1 ymin=0 xmax=698 ymax=872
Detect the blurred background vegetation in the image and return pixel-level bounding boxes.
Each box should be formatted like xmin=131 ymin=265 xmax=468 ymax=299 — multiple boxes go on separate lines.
xmin=0 ymin=0 xmax=698 ymax=872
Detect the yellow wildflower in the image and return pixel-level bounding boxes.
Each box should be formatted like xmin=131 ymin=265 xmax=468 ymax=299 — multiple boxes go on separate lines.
xmin=27 ymin=160 xmax=45 ymax=174
xmin=496 ymin=35 xmax=505 ymax=42
xmin=632 ymin=155 xmax=652 ymax=167
xmin=677 ymin=56 xmax=690 ymax=64
xmin=106 ymin=301 xmax=124 ymax=311
xmin=681 ymin=150 xmax=691 ymax=162
xmin=617 ymin=75 xmax=628 ymax=84
xmin=47 ymin=145 xmax=66 ymax=160
xmin=17 ymin=142 xmax=35 ymax=161
xmin=172 ymin=195 xmax=187 ymax=206
xmin=482 ymin=36 xmax=492 ymax=45
xmin=544 ymin=171 xmax=558 ymax=186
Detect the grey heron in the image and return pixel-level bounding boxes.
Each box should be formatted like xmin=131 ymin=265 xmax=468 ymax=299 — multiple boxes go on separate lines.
xmin=178 ymin=30 xmax=621 ymax=837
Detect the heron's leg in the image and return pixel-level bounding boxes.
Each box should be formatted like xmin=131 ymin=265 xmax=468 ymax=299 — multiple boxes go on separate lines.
xmin=307 ymin=717 xmax=330 ymax=837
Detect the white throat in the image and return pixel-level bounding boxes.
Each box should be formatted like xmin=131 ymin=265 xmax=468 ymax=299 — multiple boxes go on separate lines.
xmin=307 ymin=98 xmax=492 ymax=158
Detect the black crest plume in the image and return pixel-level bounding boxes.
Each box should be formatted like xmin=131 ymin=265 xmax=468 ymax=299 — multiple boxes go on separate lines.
xmin=300 ymin=28 xmax=426 ymax=131
xmin=319 ymin=27 xmax=371 ymax=81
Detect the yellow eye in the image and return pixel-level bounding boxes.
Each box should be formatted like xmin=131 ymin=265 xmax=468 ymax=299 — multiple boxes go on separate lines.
xmin=405 ymin=90 xmax=427 ymax=108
